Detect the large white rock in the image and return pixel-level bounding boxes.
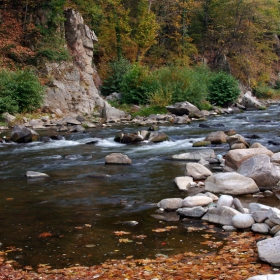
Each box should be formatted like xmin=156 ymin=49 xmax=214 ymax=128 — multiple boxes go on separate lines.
xmin=237 ymin=154 xmax=280 ymax=189
xmin=217 ymin=195 xmax=233 ymax=207
xmin=185 ymin=162 xmax=212 ymax=180
xmin=205 ymin=172 xmax=259 ymax=195
xmin=201 ymin=206 xmax=240 ymax=225
xmin=174 ymin=176 xmax=193 ymax=191
xmin=232 ymin=214 xmax=255 ymax=229
xmin=268 ymin=207 xmax=280 ymax=225
xmin=171 ymin=149 xmax=216 ymax=161
xmin=157 ymin=198 xmax=183 ymax=210
xmin=183 ymin=196 xmax=213 ymax=207
xmin=224 ymin=148 xmax=274 ymax=171
xmin=251 ymin=223 xmax=270 ymax=234
xmin=249 ymin=203 xmax=271 ymax=213
xmin=252 ymin=211 xmax=269 ymax=223
xmin=105 ymin=153 xmax=132 ymax=165
xmin=257 ymin=236 xmax=280 ymax=267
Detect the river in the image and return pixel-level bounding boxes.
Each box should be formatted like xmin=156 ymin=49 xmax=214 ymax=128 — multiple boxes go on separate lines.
xmin=1 ymin=105 xmax=280 ymax=269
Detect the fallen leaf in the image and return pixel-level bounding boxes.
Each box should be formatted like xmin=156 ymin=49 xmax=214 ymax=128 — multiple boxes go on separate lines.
xmin=119 ymin=238 xmax=133 ymax=243
xmin=114 ymin=231 xmax=131 ymax=236
xmin=38 ymin=232 xmax=53 ymax=238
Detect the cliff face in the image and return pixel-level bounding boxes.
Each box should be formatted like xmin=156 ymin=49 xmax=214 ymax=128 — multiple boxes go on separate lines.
xmin=43 ymin=9 xmax=105 ymax=116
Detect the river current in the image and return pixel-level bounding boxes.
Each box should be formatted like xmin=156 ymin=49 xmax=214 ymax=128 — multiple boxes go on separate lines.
xmin=1 ymin=105 xmax=280 ymax=269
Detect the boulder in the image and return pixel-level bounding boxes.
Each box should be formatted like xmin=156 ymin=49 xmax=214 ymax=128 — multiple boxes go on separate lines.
xmin=252 ymin=211 xmax=269 ymax=223
xmin=204 ymin=131 xmax=228 ymax=144
xmin=11 ymin=125 xmax=39 ymax=143
xmin=251 ymin=223 xmax=270 ymax=234
xmin=237 ymin=154 xmax=280 ymax=189
xmin=157 ymin=198 xmax=183 ymax=211
xmin=173 ymin=115 xmax=191 ymax=124
xmin=105 ymin=153 xmax=132 ymax=165
xmin=241 ymin=91 xmax=266 ymax=110
xmin=176 ymin=206 xmax=207 ymax=218
xmin=69 ymin=125 xmax=85 ymax=132
xmin=224 ymin=148 xmax=274 ymax=170
xmin=232 ymin=213 xmax=255 ymax=229
xmin=270 ymin=225 xmax=280 ymax=235
xmin=217 ymin=195 xmax=233 ymax=207
xmin=147 ymin=131 xmax=169 ymax=143
xmin=26 ymin=171 xmax=49 ymax=178
xmin=205 ymin=172 xmax=259 ymax=195
xmin=201 ymin=206 xmax=240 ymax=226
xmin=249 ymin=203 xmax=271 ymax=213
xmin=2 ymin=112 xmax=16 ymax=123
xmin=166 ymin=101 xmax=203 ymax=118
xmin=185 ymin=162 xmax=213 ymax=180
xmin=268 ymin=208 xmax=280 ymax=225
xmin=226 ymin=134 xmax=250 ymax=149
xmin=102 ymin=102 xmax=126 ymax=122
xmin=271 ymin=152 xmax=280 ymax=165
xmin=232 ymin=198 xmax=245 ymax=213
xmin=182 ymin=196 xmax=213 ymax=207
xmin=174 ymin=176 xmax=194 ymax=191
xmin=257 ymin=236 xmax=280 ymax=267
xmin=172 ymin=149 xmax=216 ymax=161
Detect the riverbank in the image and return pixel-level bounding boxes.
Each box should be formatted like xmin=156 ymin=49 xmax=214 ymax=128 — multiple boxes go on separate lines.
xmin=0 ymin=231 xmax=277 ymax=279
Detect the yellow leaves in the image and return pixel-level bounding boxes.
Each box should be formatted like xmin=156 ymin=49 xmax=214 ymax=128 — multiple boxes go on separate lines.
xmin=152 ymin=226 xmax=177 ymax=233
xmin=118 ymin=238 xmax=133 ymax=243
xmin=114 ymin=231 xmax=131 ymax=236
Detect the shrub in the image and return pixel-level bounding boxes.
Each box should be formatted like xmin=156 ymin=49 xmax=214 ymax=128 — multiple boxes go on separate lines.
xmin=120 ymin=63 xmax=156 ymax=104
xmin=207 ymin=72 xmax=240 ymax=107
xmin=0 ymin=69 xmax=44 ymax=114
xmin=101 ymin=57 xmax=132 ymax=96
xmin=254 ymin=85 xmax=274 ymax=99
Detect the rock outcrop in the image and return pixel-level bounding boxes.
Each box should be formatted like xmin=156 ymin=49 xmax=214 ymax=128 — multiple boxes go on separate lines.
xmin=43 ymin=9 xmax=126 ymax=121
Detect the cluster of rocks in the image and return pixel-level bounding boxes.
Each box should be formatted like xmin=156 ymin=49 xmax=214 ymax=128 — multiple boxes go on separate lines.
xmin=156 ymin=134 xmax=280 ymax=269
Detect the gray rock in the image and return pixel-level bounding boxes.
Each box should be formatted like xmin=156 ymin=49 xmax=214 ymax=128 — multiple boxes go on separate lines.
xmin=232 ymin=213 xmax=255 ymax=229
xmin=185 ymin=162 xmax=213 ymax=180
xmin=247 ymin=274 xmax=280 ymax=280
xmin=11 ymin=125 xmax=39 ymax=143
xmin=172 ymin=149 xmax=216 ymax=161
xmin=69 ymin=125 xmax=85 ymax=132
xmin=252 ymin=211 xmax=269 ymax=223
xmin=63 ymin=116 xmax=82 ymax=125
xmin=157 ymin=198 xmax=183 ymax=211
xmin=102 ymin=102 xmax=126 ymax=122
xmin=105 ymin=153 xmax=132 ymax=165
xmin=174 ymin=176 xmax=194 ymax=191
xmin=204 ymin=131 xmax=228 ymax=144
xmin=205 ymin=172 xmax=259 ymax=195
xmin=222 ymin=225 xmax=237 ymax=232
xmin=249 ymin=203 xmax=271 ymax=213
xmin=147 ymin=131 xmax=169 ymax=143
xmin=268 ymin=207 xmax=280 ymax=225
xmin=26 ymin=171 xmax=49 ymax=179
xmin=257 ymin=236 xmax=280 ymax=267
xmin=2 ymin=112 xmax=16 ymax=123
xmin=166 ymin=101 xmax=203 ymax=118
xmin=201 ymin=206 xmax=241 ymax=226
xmin=271 ymin=152 xmax=280 ymax=165
xmin=176 ymin=206 xmax=207 ymax=218
xmin=182 ymin=196 xmax=213 ymax=207
xmin=251 ymin=223 xmax=270 ymax=234
xmin=224 ymin=148 xmax=274 ymax=171
xmin=265 ymin=218 xmax=277 ymax=228
xmin=226 ymin=134 xmax=250 ymax=149
xmin=270 ymin=225 xmax=280 ymax=235
xmin=217 ymin=195 xmax=233 ymax=207
xmin=237 ymin=154 xmax=280 ymax=189
xmin=204 ymin=192 xmax=219 ymax=201
xmin=241 ymin=91 xmax=266 ymax=110
xmin=232 ymin=198 xmax=245 ymax=213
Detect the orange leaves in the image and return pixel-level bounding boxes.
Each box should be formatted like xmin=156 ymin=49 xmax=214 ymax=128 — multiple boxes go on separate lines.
xmin=113 ymin=231 xmax=131 ymax=236
xmin=152 ymin=226 xmax=177 ymax=233
xmin=38 ymin=232 xmax=53 ymax=238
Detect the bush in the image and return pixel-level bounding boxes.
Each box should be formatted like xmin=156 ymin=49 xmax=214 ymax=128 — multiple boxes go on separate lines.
xmin=0 ymin=69 xmax=44 ymax=114
xmin=254 ymin=85 xmax=275 ymax=99
xmin=207 ymin=72 xmax=240 ymax=107
xmin=149 ymin=65 xmax=211 ymax=107
xmin=120 ymin=63 xmax=156 ymax=104
xmin=101 ymin=58 xmax=132 ymax=96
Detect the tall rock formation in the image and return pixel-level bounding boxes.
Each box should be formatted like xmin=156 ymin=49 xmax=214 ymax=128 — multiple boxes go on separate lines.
xmin=43 ymin=9 xmax=126 ymax=120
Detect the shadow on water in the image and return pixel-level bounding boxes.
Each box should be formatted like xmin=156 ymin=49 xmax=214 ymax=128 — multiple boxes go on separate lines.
xmin=1 ymin=105 xmax=280 ymax=269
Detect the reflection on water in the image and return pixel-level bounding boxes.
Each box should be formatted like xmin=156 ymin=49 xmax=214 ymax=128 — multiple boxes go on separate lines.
xmin=1 ymin=105 xmax=280 ymax=268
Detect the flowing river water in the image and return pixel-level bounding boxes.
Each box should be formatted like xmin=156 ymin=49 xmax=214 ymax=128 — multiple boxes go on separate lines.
xmin=1 ymin=105 xmax=280 ymax=269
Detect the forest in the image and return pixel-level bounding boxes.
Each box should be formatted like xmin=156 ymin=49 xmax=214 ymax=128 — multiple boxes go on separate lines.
xmin=0 ymin=0 xmax=280 ymax=113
